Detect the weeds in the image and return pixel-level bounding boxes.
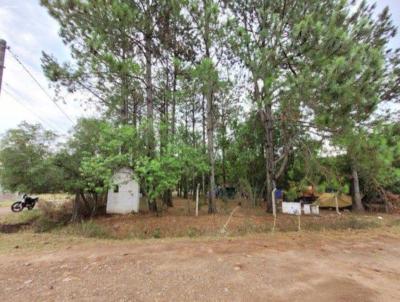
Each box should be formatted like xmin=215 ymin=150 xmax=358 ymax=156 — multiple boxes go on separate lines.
xmin=62 ymin=221 xmax=112 ymax=239
xmin=0 ymin=209 xmax=41 ymax=225
xmin=388 ymin=219 xmax=400 ymax=227
xmin=31 ymin=200 xmax=72 ymax=233
xmin=152 ymin=227 xmax=161 ymax=238
xmin=187 ymin=227 xmax=201 ymax=238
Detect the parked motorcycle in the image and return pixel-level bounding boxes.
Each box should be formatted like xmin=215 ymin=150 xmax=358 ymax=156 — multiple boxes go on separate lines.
xmin=11 ymin=194 xmax=39 ymax=212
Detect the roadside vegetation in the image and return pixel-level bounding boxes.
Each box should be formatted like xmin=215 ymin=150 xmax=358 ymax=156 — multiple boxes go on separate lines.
xmin=0 ymin=0 xmax=400 ymax=241
xmin=1 ymin=197 xmax=400 ymax=243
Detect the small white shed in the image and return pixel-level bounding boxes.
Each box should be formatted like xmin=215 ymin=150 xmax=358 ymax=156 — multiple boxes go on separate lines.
xmin=106 ymin=167 xmax=140 ymax=214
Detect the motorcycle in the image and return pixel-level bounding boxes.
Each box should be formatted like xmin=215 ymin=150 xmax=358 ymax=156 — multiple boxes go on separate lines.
xmin=11 ymin=194 xmax=39 ymax=212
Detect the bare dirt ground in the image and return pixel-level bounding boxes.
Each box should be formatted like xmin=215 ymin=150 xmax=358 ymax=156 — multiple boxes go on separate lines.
xmin=1 ymin=229 xmax=400 ymax=302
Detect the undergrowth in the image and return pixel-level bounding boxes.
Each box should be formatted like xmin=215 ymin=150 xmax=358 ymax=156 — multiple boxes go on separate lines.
xmin=0 ymin=209 xmax=41 ymax=225
xmin=60 ymin=221 xmax=113 ymax=239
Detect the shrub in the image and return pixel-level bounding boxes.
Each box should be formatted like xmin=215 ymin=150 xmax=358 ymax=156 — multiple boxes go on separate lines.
xmin=38 ymin=200 xmax=72 ymax=222
xmin=33 ymin=200 xmax=72 ymax=232
xmin=187 ymin=227 xmax=200 ymax=238
xmin=152 ymin=227 xmax=161 ymax=238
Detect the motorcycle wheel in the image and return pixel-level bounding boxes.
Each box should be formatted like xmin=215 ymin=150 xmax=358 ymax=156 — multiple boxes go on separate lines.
xmin=11 ymin=202 xmax=24 ymax=212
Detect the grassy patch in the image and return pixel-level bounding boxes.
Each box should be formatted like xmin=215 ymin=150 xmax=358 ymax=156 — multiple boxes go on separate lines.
xmin=275 ymin=215 xmax=383 ymax=232
xmin=60 ymin=220 xmax=113 ymax=239
xmin=187 ymin=227 xmax=201 ymax=238
xmin=388 ymin=219 xmax=400 ymax=227
xmin=0 ymin=209 xmax=41 ymax=225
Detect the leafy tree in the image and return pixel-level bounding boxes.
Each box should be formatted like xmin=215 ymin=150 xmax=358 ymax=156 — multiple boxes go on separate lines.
xmin=35 ymin=0 xmax=400 ymax=218
xmin=0 ymin=122 xmax=62 ymax=193
xmin=226 ymin=0 xmax=399 ymax=211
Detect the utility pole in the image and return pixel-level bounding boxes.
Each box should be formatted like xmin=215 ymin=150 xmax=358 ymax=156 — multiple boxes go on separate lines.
xmin=0 ymin=39 xmax=6 ymax=95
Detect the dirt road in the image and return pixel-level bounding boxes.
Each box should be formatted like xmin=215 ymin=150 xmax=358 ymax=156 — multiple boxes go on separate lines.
xmin=1 ymin=231 xmax=400 ymax=301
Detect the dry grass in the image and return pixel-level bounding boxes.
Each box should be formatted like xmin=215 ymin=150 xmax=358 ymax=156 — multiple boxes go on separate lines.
xmin=0 ymin=200 xmax=13 ymax=208
xmin=0 ymin=209 xmax=41 ymax=225
xmin=0 ymin=232 xmax=87 ymax=254
xmin=80 ymin=198 xmax=397 ymax=240
xmin=2 ymin=196 xmax=399 ymax=241
xmin=36 ymin=193 xmax=73 ymax=204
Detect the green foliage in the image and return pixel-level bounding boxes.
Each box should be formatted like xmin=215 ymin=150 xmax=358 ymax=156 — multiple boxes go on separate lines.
xmin=0 ymin=122 xmax=63 ymax=193
xmin=18 ymin=0 xmax=400 ymax=215
xmin=136 ymin=141 xmax=208 ymax=202
xmin=152 ymin=227 xmax=162 ymax=239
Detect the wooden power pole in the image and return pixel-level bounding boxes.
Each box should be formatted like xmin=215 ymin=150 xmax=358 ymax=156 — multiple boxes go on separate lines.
xmin=0 ymin=39 xmax=6 ymax=95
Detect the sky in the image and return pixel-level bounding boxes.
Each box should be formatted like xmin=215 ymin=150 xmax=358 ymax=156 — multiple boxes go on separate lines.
xmin=0 ymin=0 xmax=399 ymax=137
xmin=0 ymin=0 xmax=98 ymax=136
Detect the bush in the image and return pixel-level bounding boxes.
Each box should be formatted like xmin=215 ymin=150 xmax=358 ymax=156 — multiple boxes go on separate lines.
xmin=33 ymin=200 xmax=72 ymax=232
xmin=187 ymin=227 xmax=201 ymax=238
xmin=152 ymin=227 xmax=162 ymax=238
xmin=38 ymin=200 xmax=72 ymax=221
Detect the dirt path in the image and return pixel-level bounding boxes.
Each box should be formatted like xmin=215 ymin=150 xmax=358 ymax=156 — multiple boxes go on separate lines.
xmin=1 ymin=231 xmax=400 ymax=301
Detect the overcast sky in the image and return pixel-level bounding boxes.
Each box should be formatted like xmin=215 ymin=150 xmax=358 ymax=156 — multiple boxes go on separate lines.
xmin=0 ymin=0 xmax=399 ymax=136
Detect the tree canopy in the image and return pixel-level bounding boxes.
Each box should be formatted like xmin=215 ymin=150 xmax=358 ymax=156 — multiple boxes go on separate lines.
xmin=1 ymin=0 xmax=399 ymax=215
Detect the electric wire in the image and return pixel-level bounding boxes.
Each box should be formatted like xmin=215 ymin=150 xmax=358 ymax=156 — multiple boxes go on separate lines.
xmin=6 ymin=46 xmax=75 ymax=124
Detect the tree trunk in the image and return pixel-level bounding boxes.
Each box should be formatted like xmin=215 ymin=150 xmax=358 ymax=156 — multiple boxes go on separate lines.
xmin=163 ymin=189 xmax=173 ymax=207
xmin=203 ymin=0 xmax=215 ymax=214
xmin=207 ymin=91 xmax=216 ymax=213
xmin=171 ymin=62 xmax=177 ymax=139
xmin=222 ymin=139 xmax=226 ymax=186
xmin=71 ymin=192 xmax=82 ymax=223
xmin=201 ymin=95 xmax=206 ymax=198
xmin=144 ymin=24 xmax=157 ymax=212
xmin=148 ymin=199 xmax=158 ymax=213
xmin=145 ymin=33 xmax=155 ymax=158
xmin=351 ymin=165 xmax=364 ymax=212
xmin=260 ymin=101 xmax=275 ymax=212
xmin=184 ymin=176 xmax=189 ymax=199
xmin=160 ymin=68 xmax=173 ymax=208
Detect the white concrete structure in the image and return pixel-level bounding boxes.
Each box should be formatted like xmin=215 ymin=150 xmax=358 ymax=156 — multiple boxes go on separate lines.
xmin=282 ymin=202 xmax=302 ymax=215
xmin=106 ymin=167 xmax=140 ymax=214
xmin=303 ymin=204 xmax=311 ymax=215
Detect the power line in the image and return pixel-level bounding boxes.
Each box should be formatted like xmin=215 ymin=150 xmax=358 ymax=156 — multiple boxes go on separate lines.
xmin=2 ymin=87 xmax=66 ymax=134
xmin=6 ymin=46 xmax=75 ymax=124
